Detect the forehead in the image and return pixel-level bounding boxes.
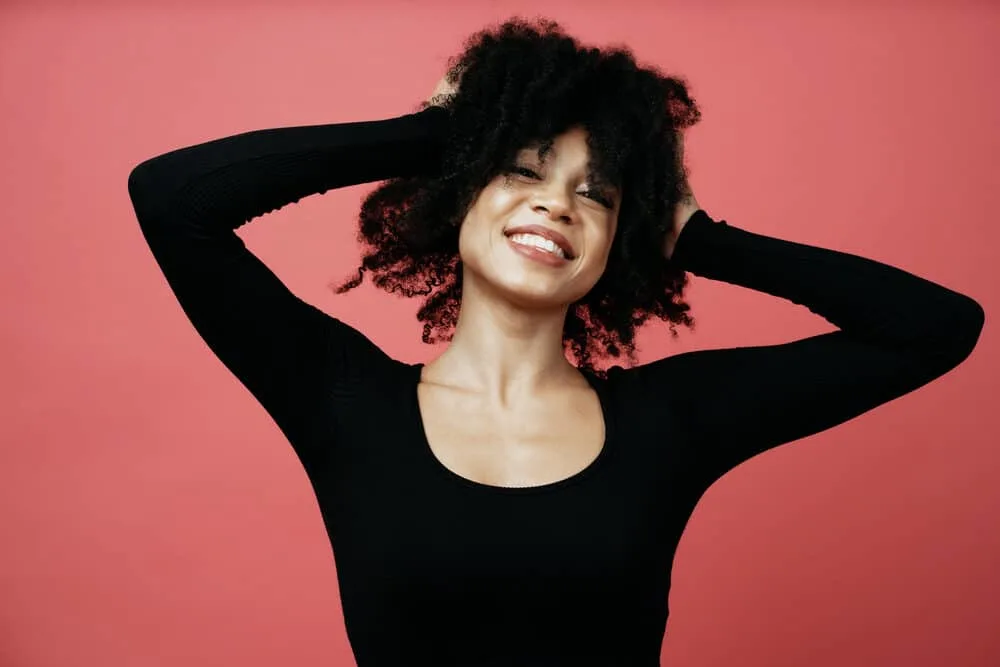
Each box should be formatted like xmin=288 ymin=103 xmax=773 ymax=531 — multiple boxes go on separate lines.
xmin=519 ymin=126 xmax=590 ymax=160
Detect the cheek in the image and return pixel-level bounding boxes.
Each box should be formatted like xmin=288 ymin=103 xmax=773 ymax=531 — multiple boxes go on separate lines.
xmin=475 ymin=182 xmax=517 ymax=221
xmin=568 ymin=224 xmax=616 ymax=297
xmin=586 ymin=220 xmax=617 ymax=269
xmin=456 ymin=219 xmax=476 ymax=265
xmin=458 ymin=203 xmax=490 ymax=245
xmin=456 ymin=212 xmax=496 ymax=276
xmin=457 ymin=185 xmax=515 ymax=258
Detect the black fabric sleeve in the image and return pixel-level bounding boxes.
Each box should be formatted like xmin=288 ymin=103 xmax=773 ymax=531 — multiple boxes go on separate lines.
xmin=127 ymin=105 xmax=449 ymax=465
xmin=628 ymin=210 xmax=985 ymax=489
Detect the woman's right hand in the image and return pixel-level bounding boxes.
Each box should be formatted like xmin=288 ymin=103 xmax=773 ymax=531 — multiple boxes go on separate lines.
xmin=428 ymin=70 xmax=460 ymax=107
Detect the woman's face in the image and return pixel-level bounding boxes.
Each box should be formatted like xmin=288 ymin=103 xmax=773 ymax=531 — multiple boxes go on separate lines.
xmin=458 ymin=125 xmax=621 ymax=310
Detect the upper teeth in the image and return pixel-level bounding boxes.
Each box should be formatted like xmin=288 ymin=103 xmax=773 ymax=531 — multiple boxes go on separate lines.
xmin=509 ymin=233 xmax=566 ymax=258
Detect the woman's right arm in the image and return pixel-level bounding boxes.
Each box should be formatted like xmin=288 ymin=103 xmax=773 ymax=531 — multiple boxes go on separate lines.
xmin=127 ymin=105 xmax=449 ymax=465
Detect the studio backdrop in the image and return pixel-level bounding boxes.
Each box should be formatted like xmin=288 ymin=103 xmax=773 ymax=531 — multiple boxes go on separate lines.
xmin=1 ymin=1 xmax=996 ymax=666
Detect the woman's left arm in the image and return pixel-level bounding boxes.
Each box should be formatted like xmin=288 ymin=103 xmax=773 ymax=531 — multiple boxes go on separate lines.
xmin=632 ymin=202 xmax=984 ymax=490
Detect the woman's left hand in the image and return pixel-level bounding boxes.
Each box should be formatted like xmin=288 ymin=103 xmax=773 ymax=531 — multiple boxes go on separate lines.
xmin=664 ymin=180 xmax=699 ymax=260
xmin=664 ymin=131 xmax=699 ymax=260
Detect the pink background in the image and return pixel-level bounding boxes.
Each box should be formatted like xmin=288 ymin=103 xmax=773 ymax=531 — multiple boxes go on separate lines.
xmin=2 ymin=1 xmax=997 ymax=665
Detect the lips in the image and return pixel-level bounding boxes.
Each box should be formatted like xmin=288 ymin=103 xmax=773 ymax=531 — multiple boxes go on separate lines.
xmin=502 ymin=224 xmax=576 ymax=259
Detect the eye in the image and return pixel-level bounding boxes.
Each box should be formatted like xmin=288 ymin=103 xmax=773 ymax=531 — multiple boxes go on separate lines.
xmin=581 ymin=190 xmax=614 ymax=208
xmin=507 ymin=165 xmax=615 ymax=208
xmin=510 ymin=166 xmax=540 ymax=179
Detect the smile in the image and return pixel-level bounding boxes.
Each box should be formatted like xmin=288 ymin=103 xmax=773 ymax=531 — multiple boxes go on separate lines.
xmin=505 ymin=232 xmax=573 ymax=267
xmin=502 ymin=224 xmax=576 ymax=268
xmin=510 ymin=233 xmax=567 ymax=258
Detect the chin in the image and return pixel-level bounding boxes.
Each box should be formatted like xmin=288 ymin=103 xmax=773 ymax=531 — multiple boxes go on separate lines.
xmin=503 ymin=284 xmax=574 ymax=310
xmin=489 ymin=266 xmax=595 ymax=311
xmin=459 ymin=237 xmax=603 ymax=310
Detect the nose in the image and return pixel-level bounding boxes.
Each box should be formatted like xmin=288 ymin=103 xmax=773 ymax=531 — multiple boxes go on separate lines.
xmin=531 ymin=185 xmax=575 ymax=224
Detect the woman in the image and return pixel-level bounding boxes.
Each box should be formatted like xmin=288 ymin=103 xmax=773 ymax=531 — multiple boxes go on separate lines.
xmin=127 ymin=17 xmax=983 ymax=667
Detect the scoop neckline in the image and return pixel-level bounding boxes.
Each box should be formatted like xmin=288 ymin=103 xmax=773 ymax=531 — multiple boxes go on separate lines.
xmin=408 ymin=362 xmax=615 ymax=495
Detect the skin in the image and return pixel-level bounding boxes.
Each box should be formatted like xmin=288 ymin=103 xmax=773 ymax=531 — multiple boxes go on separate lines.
xmin=417 ymin=75 xmax=699 ymax=487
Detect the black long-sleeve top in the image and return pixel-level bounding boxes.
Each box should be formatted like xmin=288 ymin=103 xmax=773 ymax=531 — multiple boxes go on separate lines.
xmin=126 ymin=104 xmax=984 ymax=667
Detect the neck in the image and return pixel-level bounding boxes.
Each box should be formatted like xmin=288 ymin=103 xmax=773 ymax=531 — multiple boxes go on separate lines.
xmin=424 ymin=272 xmax=579 ymax=403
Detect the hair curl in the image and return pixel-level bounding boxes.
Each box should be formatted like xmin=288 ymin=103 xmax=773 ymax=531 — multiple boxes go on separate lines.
xmin=336 ymin=16 xmax=702 ymax=373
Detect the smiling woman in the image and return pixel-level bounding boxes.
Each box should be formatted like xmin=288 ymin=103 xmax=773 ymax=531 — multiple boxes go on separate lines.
xmin=501 ymin=137 xmax=619 ymax=255
xmin=337 ymin=18 xmax=702 ymax=370
xmin=127 ymin=14 xmax=984 ymax=667
xmin=460 ymin=126 xmax=621 ymax=309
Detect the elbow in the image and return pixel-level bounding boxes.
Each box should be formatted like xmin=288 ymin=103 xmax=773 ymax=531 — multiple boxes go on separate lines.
xmin=128 ymin=158 xmax=176 ymax=225
xmin=127 ymin=160 xmax=178 ymax=239
xmin=962 ymin=295 xmax=986 ymax=350
xmin=127 ymin=162 xmax=152 ymax=207
xmin=939 ymin=295 xmax=985 ymax=368
xmin=128 ymin=160 xmax=158 ymax=203
xmin=127 ymin=165 xmax=149 ymax=219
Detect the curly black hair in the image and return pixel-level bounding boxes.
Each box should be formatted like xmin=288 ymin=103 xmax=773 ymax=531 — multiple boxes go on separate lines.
xmin=336 ymin=16 xmax=702 ymax=373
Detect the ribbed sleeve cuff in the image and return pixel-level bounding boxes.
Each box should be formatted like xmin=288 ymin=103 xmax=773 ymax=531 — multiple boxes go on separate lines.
xmin=668 ymin=209 xmax=727 ymax=273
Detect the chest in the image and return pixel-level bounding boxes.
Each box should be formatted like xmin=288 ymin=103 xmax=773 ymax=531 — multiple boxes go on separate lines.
xmin=416 ymin=382 xmax=606 ymax=488
xmin=321 ymin=374 xmax=699 ymax=659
